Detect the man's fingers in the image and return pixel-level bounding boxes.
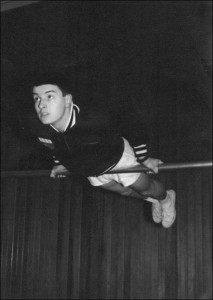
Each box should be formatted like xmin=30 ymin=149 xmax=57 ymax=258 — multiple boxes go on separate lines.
xmin=50 ymin=171 xmax=56 ymax=178
xmin=50 ymin=171 xmax=67 ymax=178
xmin=147 ymin=170 xmax=155 ymax=175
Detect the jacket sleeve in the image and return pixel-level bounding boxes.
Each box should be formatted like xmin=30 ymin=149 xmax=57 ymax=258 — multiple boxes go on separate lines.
xmin=51 ymin=154 xmax=61 ymax=165
xmin=116 ymin=109 xmax=150 ymax=163
xmin=22 ymin=114 xmax=63 ymax=166
xmin=35 ymin=137 xmax=63 ymax=166
xmin=36 ymin=138 xmax=64 ymax=167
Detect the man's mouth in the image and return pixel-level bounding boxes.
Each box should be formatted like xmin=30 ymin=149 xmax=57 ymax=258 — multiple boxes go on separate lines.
xmin=40 ymin=112 xmax=49 ymax=117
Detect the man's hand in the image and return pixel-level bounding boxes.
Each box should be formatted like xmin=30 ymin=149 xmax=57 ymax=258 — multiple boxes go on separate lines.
xmin=50 ymin=165 xmax=69 ymax=178
xmin=142 ymin=157 xmax=163 ymax=174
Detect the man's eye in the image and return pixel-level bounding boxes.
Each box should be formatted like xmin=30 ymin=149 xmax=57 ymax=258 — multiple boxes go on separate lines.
xmin=34 ymin=97 xmax=40 ymax=102
xmin=47 ymin=95 xmax=54 ymax=100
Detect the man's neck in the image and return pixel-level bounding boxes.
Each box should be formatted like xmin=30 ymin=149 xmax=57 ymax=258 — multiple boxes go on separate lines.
xmin=50 ymin=104 xmax=73 ymax=132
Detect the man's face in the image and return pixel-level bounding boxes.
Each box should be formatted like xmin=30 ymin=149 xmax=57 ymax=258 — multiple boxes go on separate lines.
xmin=33 ymin=84 xmax=72 ymax=130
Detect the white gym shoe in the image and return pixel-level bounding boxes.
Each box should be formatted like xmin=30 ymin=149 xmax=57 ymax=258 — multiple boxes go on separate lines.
xmin=151 ymin=201 xmax=162 ymax=223
xmin=161 ymin=190 xmax=176 ymax=228
xmin=146 ymin=197 xmax=162 ymax=223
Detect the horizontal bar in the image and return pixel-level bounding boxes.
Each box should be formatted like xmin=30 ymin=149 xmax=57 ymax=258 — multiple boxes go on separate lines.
xmin=1 ymin=170 xmax=51 ymax=177
xmin=107 ymin=161 xmax=213 ymax=174
xmin=0 ymin=161 xmax=212 ymax=178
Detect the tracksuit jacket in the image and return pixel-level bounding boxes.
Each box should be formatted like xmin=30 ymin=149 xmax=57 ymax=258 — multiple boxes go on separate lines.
xmin=26 ymin=104 xmax=150 ymax=177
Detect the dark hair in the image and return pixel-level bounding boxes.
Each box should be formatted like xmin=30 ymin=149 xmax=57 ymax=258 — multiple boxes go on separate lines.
xmin=30 ymin=71 xmax=73 ymax=96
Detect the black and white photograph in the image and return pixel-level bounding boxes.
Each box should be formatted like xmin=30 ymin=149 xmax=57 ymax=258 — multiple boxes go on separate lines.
xmin=1 ymin=1 xmax=212 ymax=299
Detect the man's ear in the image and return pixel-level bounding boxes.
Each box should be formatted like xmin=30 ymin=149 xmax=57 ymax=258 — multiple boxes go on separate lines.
xmin=65 ymin=94 xmax=73 ymax=106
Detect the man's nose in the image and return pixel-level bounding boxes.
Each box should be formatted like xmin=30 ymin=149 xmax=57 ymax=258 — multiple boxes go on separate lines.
xmin=38 ymin=99 xmax=46 ymax=109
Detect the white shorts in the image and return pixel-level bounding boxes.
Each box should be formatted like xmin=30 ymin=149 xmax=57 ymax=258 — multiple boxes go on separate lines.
xmin=88 ymin=138 xmax=141 ymax=187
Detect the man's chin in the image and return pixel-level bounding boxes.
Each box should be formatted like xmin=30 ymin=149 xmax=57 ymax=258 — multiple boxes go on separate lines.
xmin=39 ymin=118 xmax=51 ymax=125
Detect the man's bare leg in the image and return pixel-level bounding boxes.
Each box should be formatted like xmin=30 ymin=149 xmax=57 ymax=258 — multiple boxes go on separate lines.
xmin=99 ymin=180 xmax=143 ymax=199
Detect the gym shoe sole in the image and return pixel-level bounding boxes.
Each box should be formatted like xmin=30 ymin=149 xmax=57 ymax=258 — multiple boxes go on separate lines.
xmin=152 ymin=201 xmax=162 ymax=223
xmin=162 ymin=190 xmax=176 ymax=228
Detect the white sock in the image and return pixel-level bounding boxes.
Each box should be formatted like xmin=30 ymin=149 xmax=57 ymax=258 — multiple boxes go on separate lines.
xmin=145 ymin=197 xmax=160 ymax=204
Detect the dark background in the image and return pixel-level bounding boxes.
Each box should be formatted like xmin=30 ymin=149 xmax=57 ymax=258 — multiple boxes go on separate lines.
xmin=1 ymin=1 xmax=212 ymax=170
